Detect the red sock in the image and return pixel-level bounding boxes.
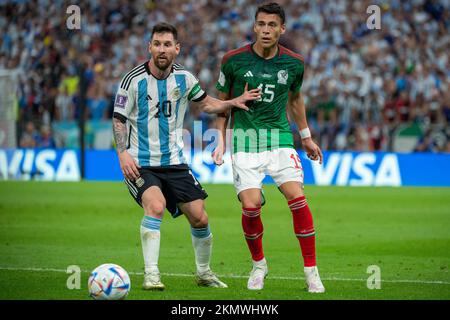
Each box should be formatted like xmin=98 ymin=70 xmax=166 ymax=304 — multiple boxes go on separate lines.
xmin=242 ymin=207 xmax=264 ymax=262
xmin=288 ymin=196 xmax=316 ymax=267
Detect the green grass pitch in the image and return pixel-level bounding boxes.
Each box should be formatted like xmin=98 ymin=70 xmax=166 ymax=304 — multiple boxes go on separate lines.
xmin=0 ymin=181 xmax=449 ymax=300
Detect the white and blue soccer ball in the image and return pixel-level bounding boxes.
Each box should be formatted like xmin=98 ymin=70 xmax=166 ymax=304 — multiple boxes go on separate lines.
xmin=88 ymin=263 xmax=131 ymax=300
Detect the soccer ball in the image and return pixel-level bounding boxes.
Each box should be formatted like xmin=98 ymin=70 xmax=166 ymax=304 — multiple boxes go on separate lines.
xmin=88 ymin=263 xmax=131 ymax=300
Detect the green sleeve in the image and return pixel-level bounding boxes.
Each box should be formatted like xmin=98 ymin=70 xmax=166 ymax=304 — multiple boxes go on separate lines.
xmin=290 ymin=62 xmax=304 ymax=94
xmin=215 ymin=58 xmax=234 ymax=93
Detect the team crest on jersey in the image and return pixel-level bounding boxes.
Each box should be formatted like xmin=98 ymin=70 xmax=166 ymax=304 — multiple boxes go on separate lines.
xmin=172 ymin=87 xmax=181 ymax=100
xmin=277 ymin=70 xmax=288 ymax=85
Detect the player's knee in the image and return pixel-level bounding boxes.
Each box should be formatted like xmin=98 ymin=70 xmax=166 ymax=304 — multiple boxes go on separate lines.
xmin=239 ymin=190 xmax=262 ymax=208
xmin=143 ymin=200 xmax=165 ymax=217
xmin=241 ymin=198 xmax=261 ymax=209
xmin=281 ymin=182 xmax=305 ymax=201
xmin=284 ymin=190 xmax=304 ymax=201
xmin=190 ymin=212 xmax=209 ymax=228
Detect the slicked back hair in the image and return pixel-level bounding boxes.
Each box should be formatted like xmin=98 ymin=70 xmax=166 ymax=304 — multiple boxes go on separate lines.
xmin=255 ymin=2 xmax=286 ymax=24
xmin=151 ymin=22 xmax=178 ymax=42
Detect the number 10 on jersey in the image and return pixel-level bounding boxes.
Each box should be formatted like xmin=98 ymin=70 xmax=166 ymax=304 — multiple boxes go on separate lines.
xmin=155 ymin=100 xmax=172 ymax=118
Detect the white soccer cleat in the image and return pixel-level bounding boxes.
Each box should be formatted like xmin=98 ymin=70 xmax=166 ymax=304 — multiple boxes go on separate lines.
xmin=143 ymin=271 xmax=165 ymax=291
xmin=196 ymin=269 xmax=228 ymax=288
xmin=304 ymin=266 xmax=325 ymax=293
xmin=247 ymin=263 xmax=268 ymax=290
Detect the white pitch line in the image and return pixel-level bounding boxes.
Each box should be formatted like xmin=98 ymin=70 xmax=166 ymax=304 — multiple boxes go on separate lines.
xmin=0 ymin=266 xmax=449 ymax=285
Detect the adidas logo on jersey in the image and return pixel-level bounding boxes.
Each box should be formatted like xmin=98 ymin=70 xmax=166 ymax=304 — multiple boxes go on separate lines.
xmin=244 ymin=71 xmax=254 ymax=78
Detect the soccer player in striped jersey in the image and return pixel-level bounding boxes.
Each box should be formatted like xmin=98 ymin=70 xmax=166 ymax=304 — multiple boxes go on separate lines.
xmin=113 ymin=22 xmax=261 ymax=290
xmin=212 ymin=3 xmax=325 ymax=292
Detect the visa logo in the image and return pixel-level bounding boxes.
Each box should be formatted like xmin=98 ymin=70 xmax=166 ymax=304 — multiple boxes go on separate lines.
xmin=310 ymin=153 xmax=402 ymax=186
xmin=0 ymin=149 xmax=80 ymax=181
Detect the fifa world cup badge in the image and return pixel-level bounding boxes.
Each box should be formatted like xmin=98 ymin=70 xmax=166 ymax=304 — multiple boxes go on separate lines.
xmin=135 ymin=177 xmax=145 ymax=188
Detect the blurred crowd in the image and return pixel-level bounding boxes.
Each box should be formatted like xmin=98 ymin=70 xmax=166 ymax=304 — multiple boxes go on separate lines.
xmin=1 ymin=0 xmax=449 ymax=152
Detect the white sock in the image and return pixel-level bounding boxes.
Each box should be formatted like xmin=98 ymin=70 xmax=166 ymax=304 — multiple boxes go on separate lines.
xmin=304 ymin=266 xmax=318 ymax=273
xmin=141 ymin=216 xmax=162 ymax=274
xmin=253 ymin=258 xmax=267 ymax=268
xmin=191 ymin=225 xmax=212 ymax=274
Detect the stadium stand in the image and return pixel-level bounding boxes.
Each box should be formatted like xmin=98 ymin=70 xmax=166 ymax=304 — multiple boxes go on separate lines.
xmin=0 ymin=0 xmax=448 ymax=152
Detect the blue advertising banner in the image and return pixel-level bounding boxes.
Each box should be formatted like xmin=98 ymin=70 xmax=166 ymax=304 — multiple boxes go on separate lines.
xmin=0 ymin=148 xmax=449 ymax=187
xmin=0 ymin=148 xmax=81 ymax=181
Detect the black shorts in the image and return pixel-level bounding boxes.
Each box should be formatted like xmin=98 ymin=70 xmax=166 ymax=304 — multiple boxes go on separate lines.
xmin=123 ymin=165 xmax=208 ymax=218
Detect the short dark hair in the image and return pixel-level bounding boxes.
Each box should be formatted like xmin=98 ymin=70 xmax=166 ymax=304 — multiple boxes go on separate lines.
xmin=151 ymin=22 xmax=178 ymax=41
xmin=255 ymin=2 xmax=286 ymax=25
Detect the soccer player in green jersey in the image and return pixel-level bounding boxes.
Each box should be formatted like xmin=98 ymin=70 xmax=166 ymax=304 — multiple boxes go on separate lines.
xmin=213 ymin=3 xmax=325 ymax=292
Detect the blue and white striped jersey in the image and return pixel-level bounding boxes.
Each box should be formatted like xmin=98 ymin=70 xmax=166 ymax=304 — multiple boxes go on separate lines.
xmin=113 ymin=61 xmax=206 ymax=167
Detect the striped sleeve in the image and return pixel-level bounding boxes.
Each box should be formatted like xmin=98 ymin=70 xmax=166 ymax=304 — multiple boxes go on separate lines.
xmin=113 ymin=64 xmax=145 ymax=120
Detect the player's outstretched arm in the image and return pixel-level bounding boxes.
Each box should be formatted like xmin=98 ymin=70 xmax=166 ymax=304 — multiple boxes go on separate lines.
xmin=211 ymin=92 xmax=230 ymax=166
xmin=113 ymin=116 xmax=141 ymax=180
xmin=287 ymin=91 xmax=323 ymax=164
xmin=193 ymin=83 xmax=261 ymax=114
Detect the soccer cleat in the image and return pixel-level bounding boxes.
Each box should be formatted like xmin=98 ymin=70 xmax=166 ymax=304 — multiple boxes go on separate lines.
xmin=143 ymin=271 xmax=165 ymax=291
xmin=247 ymin=263 xmax=268 ymax=290
xmin=195 ymin=269 xmax=228 ymax=288
xmin=304 ymin=266 xmax=325 ymax=293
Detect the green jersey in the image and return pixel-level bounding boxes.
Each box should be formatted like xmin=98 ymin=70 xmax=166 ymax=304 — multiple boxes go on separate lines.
xmin=216 ymin=43 xmax=305 ymax=153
